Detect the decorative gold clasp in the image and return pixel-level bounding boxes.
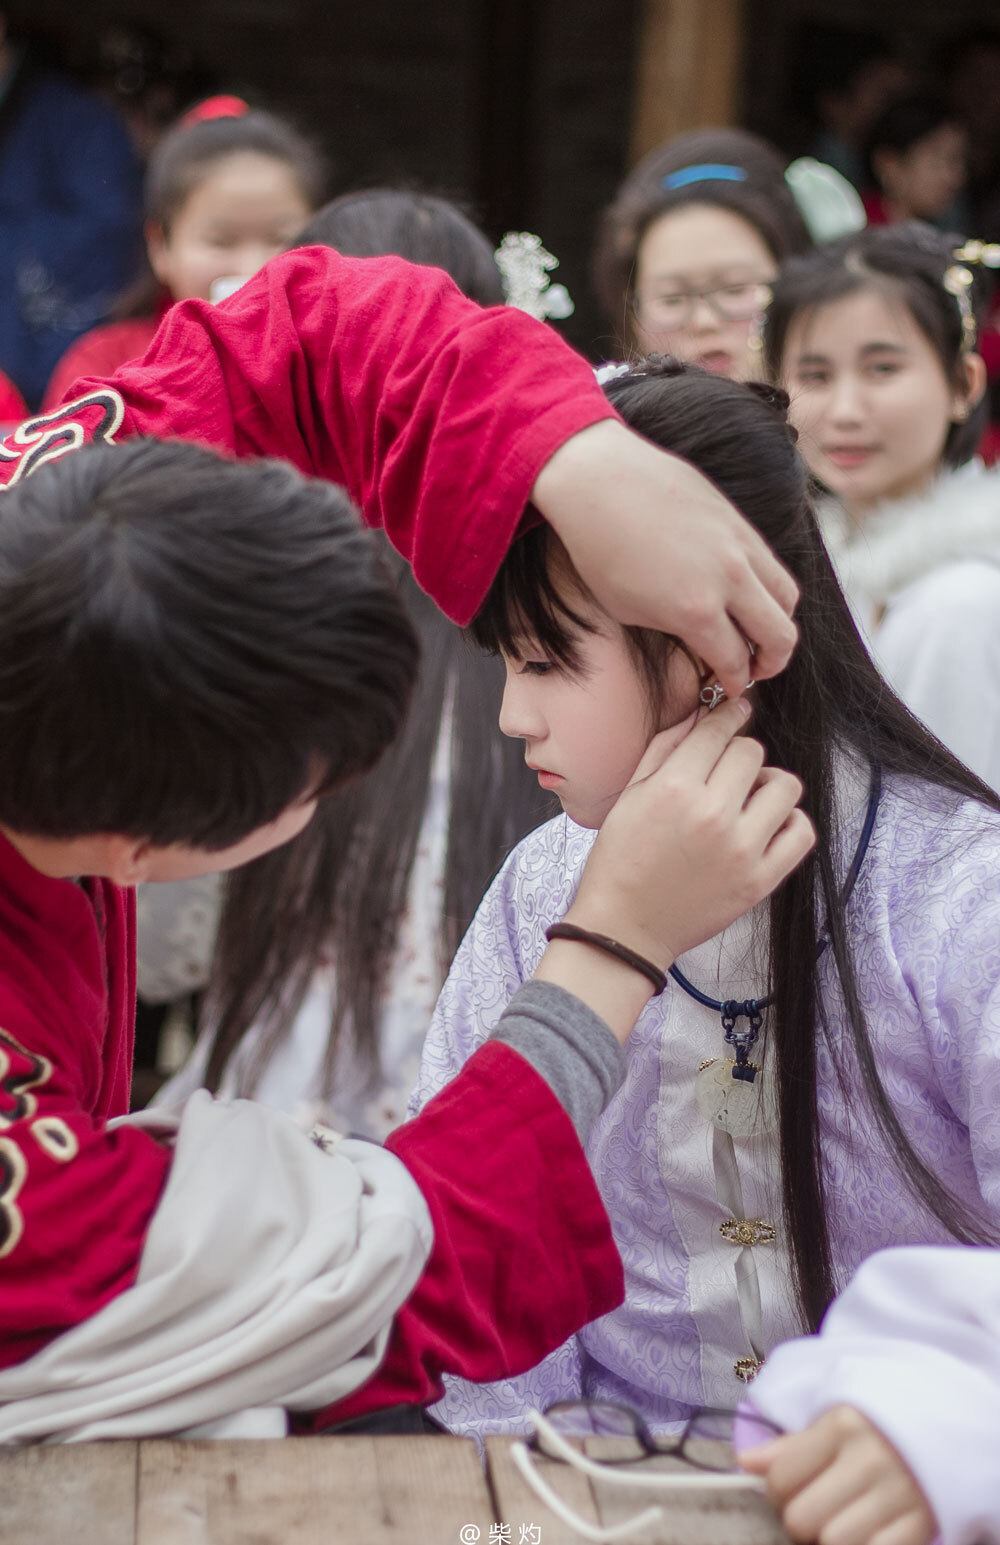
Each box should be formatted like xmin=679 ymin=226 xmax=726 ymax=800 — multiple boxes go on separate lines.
xmin=734 ymin=1356 xmax=764 ymax=1383
xmin=720 ymin=1217 xmax=776 ymax=1248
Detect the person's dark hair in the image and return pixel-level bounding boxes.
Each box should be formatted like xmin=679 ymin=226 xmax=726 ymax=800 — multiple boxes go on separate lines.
xmin=862 ymin=94 xmax=960 ymax=187
xmin=764 ymin=221 xmax=990 ymax=469
xmin=203 ymin=190 xmax=547 ymax=1099
xmin=474 ymin=356 xmax=1000 ymax=1331
xmin=593 ymin=129 xmax=813 ymax=351
xmin=294 ymin=189 xmax=504 ymax=307
xmin=0 ymin=439 xmax=416 ymax=848
xmin=117 ymin=106 xmax=324 ymax=320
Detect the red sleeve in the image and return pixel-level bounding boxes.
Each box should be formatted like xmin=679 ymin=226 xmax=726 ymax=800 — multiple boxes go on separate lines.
xmin=0 ymin=370 xmax=25 ymax=428
xmin=301 ymin=1041 xmax=624 ymax=1429
xmin=40 ymin=319 xmax=158 ymax=414
xmin=0 ymin=1019 xmax=172 ymax=1369
xmin=0 ymin=248 xmax=617 ymax=623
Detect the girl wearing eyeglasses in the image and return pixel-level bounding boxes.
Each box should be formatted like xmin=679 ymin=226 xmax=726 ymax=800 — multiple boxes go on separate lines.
xmin=592 ymin=128 xmax=813 ymax=381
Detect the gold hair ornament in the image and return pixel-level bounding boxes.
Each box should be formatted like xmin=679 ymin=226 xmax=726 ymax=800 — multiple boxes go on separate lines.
xmin=943 ymin=240 xmax=1000 ymax=354
xmin=942 ymin=263 xmax=977 ymax=352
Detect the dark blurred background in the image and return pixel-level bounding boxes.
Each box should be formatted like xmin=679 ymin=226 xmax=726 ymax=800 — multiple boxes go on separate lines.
xmin=7 ymin=0 xmax=1000 ymax=356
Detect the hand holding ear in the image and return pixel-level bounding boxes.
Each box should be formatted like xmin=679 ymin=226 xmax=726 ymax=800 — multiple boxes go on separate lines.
xmin=565 ymin=699 xmax=814 ymax=974
xmin=532 ymin=419 xmax=799 ymax=701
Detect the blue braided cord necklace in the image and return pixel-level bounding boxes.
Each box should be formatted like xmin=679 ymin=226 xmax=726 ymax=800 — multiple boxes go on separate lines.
xmin=670 ymin=763 xmax=882 ymax=1083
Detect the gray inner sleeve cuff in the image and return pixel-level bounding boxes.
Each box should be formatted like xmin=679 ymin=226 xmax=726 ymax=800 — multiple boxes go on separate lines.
xmin=488 ymin=979 xmax=628 ymax=1144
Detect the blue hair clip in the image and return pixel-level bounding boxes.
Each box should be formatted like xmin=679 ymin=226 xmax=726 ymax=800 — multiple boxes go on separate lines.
xmin=662 ymin=163 xmax=748 ymax=191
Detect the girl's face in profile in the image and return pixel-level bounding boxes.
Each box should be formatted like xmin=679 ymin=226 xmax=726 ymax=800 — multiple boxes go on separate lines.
xmin=148 ymin=151 xmax=312 ymax=303
xmin=498 ymin=599 xmax=701 ymax=830
xmin=781 ymin=285 xmax=980 ymax=516
xmin=631 ymin=204 xmax=776 ymax=382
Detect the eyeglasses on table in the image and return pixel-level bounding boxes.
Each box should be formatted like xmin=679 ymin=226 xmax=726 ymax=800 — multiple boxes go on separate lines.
xmin=510 ymin=1399 xmax=784 ymax=1544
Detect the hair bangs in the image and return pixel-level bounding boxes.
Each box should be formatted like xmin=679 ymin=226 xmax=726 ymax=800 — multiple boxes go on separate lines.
xmin=470 ymin=525 xmax=598 ymax=671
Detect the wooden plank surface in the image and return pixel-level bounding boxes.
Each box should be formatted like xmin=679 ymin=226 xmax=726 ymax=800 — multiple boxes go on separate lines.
xmin=135 ymin=1436 xmax=494 ymax=1545
xmin=487 ymin=1436 xmax=789 ymax=1545
xmin=487 ymin=1434 xmax=604 ymax=1544
xmin=0 ymin=1441 xmax=138 ymax=1545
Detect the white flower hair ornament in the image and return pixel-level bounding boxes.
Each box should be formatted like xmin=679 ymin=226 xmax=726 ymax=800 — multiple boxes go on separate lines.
xmin=495 ymin=232 xmax=575 ymax=322
xmin=784 ymin=157 xmax=867 ymax=244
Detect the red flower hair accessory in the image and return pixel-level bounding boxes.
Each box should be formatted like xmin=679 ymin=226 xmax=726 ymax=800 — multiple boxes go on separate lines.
xmin=180 ymin=96 xmax=250 ymax=129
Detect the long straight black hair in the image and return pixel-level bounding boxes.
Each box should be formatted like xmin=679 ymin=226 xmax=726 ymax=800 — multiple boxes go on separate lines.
xmin=474 ymin=356 xmax=1000 ymax=1331
xmin=204 ymin=190 xmax=554 ymax=1098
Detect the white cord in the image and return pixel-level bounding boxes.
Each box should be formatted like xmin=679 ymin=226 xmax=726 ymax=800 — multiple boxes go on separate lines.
xmin=510 ymin=1441 xmax=663 ymax=1543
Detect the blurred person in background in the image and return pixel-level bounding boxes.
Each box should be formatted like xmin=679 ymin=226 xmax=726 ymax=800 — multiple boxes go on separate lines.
xmin=43 ymin=96 xmax=323 ymax=411
xmin=944 ymin=27 xmax=1000 ymax=240
xmin=767 ymin=222 xmax=1000 ymax=792
xmin=94 ymin=22 xmax=215 ymax=161
xmin=0 ymin=9 xmax=142 ymax=409
xmin=593 ymin=128 xmax=813 ymax=382
xmin=862 ymin=94 xmax=968 ymax=229
xmin=797 ymin=25 xmax=913 ymax=192
xmin=153 ymin=190 xmax=557 ymax=1137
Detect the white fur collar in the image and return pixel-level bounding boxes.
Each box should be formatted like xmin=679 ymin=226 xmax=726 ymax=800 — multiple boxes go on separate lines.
xmin=818 ymin=461 xmax=1000 ymax=607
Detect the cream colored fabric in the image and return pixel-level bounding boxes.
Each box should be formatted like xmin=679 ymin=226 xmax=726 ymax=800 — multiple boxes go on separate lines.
xmin=0 ymin=1091 xmax=433 ymax=1443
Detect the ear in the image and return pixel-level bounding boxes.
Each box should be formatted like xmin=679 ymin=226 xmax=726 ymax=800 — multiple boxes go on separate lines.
xmin=100 ymin=835 xmax=156 ymax=887
xmin=952 ymin=351 xmax=988 ymax=421
xmin=145 ymin=221 xmax=173 ymax=289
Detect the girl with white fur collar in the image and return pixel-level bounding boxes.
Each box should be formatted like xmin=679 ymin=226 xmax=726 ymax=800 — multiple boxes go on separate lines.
xmin=766 ymin=221 xmax=1000 ymax=791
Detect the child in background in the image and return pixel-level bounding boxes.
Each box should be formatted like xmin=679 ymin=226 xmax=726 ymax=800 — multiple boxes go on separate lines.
xmin=154 ymin=189 xmax=557 ymax=1137
xmin=862 ymin=94 xmax=968 ymax=228
xmin=410 ymin=358 xmax=1000 ymax=1490
xmin=766 ymin=221 xmax=1000 ymax=791
xmin=592 ymin=128 xmax=813 ymax=380
xmin=41 ymin=96 xmax=322 ymax=411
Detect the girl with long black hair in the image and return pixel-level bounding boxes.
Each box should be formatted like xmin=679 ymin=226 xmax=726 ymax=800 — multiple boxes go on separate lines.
xmin=411 ymin=356 xmax=1000 ymax=1443
xmin=155 ymin=190 xmax=556 ymax=1136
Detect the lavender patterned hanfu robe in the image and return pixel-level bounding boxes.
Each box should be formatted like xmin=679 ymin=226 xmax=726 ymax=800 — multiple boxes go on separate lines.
xmin=410 ymin=774 xmax=1000 ymax=1437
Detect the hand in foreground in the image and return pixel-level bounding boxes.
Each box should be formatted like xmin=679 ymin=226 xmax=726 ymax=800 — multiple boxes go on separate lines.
xmin=570 ymin=700 xmax=813 ymax=970
xmin=740 ymin=1406 xmax=937 ymax=1545
xmin=532 ymin=419 xmax=799 ymax=701
xmin=534 ymin=701 xmax=814 ymax=1041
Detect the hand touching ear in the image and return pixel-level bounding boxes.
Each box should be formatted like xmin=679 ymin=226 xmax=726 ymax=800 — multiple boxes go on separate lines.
xmin=534 ymin=699 xmax=814 ymax=1043
xmin=532 ymin=419 xmax=799 ymax=699
xmin=568 ymin=699 xmax=814 ymax=971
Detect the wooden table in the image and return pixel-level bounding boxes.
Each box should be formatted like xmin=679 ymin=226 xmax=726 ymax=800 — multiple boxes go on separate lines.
xmin=0 ymin=1435 xmax=789 ymax=1545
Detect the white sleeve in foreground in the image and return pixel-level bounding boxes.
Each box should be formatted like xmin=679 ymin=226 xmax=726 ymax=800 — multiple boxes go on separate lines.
xmin=748 ymin=1246 xmax=1000 ymax=1545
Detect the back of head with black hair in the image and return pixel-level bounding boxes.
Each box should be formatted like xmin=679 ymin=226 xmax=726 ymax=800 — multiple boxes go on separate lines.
xmin=475 ymin=356 xmax=1000 ymax=1330
xmin=0 ymin=440 xmax=416 ymax=850
xmin=294 ymin=189 xmax=504 ymax=308
xmin=593 ymin=128 xmax=813 ymax=350
xmin=764 ymin=220 xmax=990 ymax=469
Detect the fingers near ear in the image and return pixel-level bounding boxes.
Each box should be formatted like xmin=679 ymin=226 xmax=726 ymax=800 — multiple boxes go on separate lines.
xmin=645 ymin=698 xmax=752 ymax=785
xmin=626 ymin=711 xmax=699 ymax=786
